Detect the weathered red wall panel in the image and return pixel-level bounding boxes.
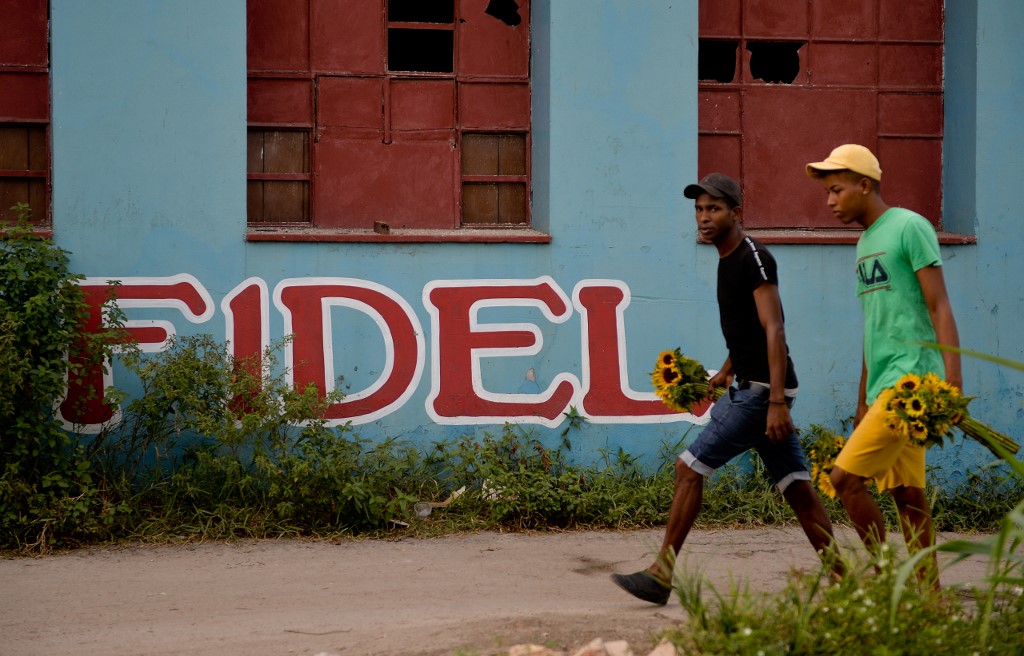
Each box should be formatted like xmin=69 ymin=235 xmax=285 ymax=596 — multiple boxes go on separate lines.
xmin=248 ymin=0 xmax=310 ymax=72
xmin=248 ymin=78 xmax=313 ymax=124
xmin=0 ymin=0 xmax=47 ymax=66
xmin=697 ymin=134 xmax=741 ymax=184
xmin=880 ymin=0 xmax=943 ymax=41
xmin=743 ymin=88 xmax=877 ymax=228
xmin=458 ymin=0 xmax=530 ymax=78
xmin=700 ymin=0 xmax=741 ymax=37
xmin=315 ymin=137 xmax=455 ymax=229
xmin=808 ymin=44 xmax=876 ymax=86
xmin=698 ymin=91 xmax=741 ymax=133
xmin=743 ymin=0 xmax=807 ymax=37
xmin=459 ymin=83 xmax=529 ymax=129
xmin=879 ymin=94 xmax=942 ymax=135
xmin=0 ymin=73 xmax=48 ymax=121
xmin=878 ymin=138 xmax=941 ymax=223
xmin=317 ymin=77 xmax=382 ymax=128
xmin=391 ymin=80 xmax=455 ymax=131
xmin=311 ymin=0 xmax=384 ymax=74
xmin=880 ymin=45 xmax=943 ymax=87
xmin=810 ymin=2 xmax=877 ymax=40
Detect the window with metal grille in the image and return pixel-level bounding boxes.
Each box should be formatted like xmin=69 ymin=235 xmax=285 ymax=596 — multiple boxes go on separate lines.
xmin=698 ymin=0 xmax=946 ymax=236
xmin=246 ymin=0 xmax=532 ymax=237
xmin=0 ymin=0 xmax=49 ymax=225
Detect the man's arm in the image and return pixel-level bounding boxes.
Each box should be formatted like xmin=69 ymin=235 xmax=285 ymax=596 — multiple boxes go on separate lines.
xmin=855 ymin=357 xmax=868 ymax=426
xmin=917 ymin=264 xmax=963 ymax=391
xmin=753 ymin=283 xmax=794 ymax=443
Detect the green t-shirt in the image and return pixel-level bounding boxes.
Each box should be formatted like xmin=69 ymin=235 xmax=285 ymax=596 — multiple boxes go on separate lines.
xmin=856 ymin=207 xmax=944 ymax=403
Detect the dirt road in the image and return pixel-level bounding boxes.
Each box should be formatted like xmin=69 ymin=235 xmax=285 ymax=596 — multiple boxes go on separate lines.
xmin=0 ymin=527 xmax=992 ymax=656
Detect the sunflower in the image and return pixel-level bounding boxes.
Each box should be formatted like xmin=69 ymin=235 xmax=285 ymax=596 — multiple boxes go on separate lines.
xmin=651 ymin=364 xmax=680 ymax=390
xmin=904 ymin=394 xmax=927 ymax=418
xmin=816 ymin=470 xmax=837 ymax=500
xmin=897 ymin=373 xmax=922 ymax=392
xmin=803 ymin=425 xmax=845 ymax=500
xmin=884 ymin=413 xmax=905 ymax=436
xmin=921 ymin=373 xmax=943 ymax=394
xmin=658 ymin=350 xmax=675 ymax=367
xmin=908 ymin=420 xmax=929 ymax=443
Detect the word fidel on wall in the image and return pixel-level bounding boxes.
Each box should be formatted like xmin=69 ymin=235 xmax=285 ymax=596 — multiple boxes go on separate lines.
xmin=63 ymin=274 xmax=712 ymax=433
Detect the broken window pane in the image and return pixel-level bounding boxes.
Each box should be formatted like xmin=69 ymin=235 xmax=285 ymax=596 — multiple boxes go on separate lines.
xmin=388 ymin=0 xmax=453 ymax=24
xmin=698 ymin=40 xmax=738 ymax=83
xmin=747 ymin=42 xmax=803 ymax=84
xmin=388 ymin=28 xmax=454 ymax=73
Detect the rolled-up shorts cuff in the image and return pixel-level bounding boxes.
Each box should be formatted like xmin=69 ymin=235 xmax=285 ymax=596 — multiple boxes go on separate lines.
xmin=774 ymin=470 xmax=811 ymax=493
xmin=681 ymin=451 xmax=809 ymax=492
xmin=680 ymin=450 xmax=714 ymax=477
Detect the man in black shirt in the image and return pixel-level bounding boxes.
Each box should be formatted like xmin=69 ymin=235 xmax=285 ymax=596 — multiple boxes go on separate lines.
xmin=611 ymin=173 xmax=841 ymax=605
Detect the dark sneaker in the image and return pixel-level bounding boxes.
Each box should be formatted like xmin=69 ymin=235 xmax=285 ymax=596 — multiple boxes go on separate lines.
xmin=610 ymin=571 xmax=671 ymax=605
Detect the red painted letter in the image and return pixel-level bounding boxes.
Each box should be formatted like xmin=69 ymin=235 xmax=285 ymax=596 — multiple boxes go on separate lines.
xmin=60 ymin=275 xmax=214 ymax=432
xmin=573 ymin=280 xmax=711 ymax=424
xmin=423 ymin=277 xmax=579 ymax=426
xmin=274 ymin=278 xmax=424 ymax=424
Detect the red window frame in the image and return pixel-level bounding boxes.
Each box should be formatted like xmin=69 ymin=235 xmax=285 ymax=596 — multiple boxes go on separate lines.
xmin=246 ymin=0 xmax=534 ymax=240
xmin=697 ymin=0 xmax=947 ymax=239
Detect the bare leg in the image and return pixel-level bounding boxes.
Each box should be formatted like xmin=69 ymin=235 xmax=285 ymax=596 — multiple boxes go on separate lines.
xmin=890 ymin=485 xmax=939 ymax=587
xmin=831 ymin=465 xmax=887 ymax=553
xmin=647 ymin=458 xmax=704 ymax=582
xmin=782 ymin=479 xmax=844 ymax=578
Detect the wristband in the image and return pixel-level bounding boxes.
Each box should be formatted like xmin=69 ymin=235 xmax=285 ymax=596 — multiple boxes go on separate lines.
xmin=768 ymin=400 xmax=787 ymax=405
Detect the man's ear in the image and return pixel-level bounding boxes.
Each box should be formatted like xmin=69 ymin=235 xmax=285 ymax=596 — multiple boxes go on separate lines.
xmin=859 ymin=177 xmax=873 ymax=195
xmin=732 ymin=205 xmax=743 ymax=225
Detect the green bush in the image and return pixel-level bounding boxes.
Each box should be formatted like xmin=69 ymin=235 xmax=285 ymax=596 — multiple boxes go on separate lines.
xmin=0 ymin=203 xmax=128 ymax=551
xmin=96 ymin=333 xmax=438 ymax=539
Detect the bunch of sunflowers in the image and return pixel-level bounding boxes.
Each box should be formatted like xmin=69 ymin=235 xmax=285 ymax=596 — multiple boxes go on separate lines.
xmin=651 ymin=348 xmax=724 ymax=413
xmin=881 ymin=372 xmax=1019 ymax=459
xmin=804 ymin=425 xmax=846 ymax=499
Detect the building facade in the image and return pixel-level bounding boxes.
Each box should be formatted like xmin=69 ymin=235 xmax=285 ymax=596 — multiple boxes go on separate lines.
xmin=3 ymin=1 xmax=1021 ymax=478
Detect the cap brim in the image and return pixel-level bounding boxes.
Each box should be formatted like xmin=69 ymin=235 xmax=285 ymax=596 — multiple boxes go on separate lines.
xmin=682 ymin=183 xmax=709 ymax=199
xmin=805 ymin=161 xmax=845 ymax=178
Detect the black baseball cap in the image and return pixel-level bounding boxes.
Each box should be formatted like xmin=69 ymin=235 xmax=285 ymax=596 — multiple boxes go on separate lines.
xmin=683 ymin=173 xmax=742 ymax=206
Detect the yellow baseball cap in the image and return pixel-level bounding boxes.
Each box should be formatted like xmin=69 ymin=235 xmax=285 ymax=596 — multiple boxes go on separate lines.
xmin=805 ymin=144 xmax=882 ymax=181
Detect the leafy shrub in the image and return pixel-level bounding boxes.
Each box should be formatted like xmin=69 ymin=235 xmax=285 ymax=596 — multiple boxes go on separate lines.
xmin=0 ymin=203 xmax=128 ymax=551
xmin=103 ymin=334 xmax=428 ymax=538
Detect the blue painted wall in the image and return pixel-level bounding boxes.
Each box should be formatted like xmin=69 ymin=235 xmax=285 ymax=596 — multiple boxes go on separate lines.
xmin=49 ymin=1 xmax=1024 ymax=477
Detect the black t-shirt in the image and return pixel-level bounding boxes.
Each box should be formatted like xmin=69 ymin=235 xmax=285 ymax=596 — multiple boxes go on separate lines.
xmin=717 ymin=236 xmax=798 ymax=389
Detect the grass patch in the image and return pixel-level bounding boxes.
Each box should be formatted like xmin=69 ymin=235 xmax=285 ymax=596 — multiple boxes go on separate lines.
xmin=663 ymin=543 xmax=1024 ymax=655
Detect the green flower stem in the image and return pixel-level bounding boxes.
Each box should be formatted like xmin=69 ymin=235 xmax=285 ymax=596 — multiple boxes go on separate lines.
xmin=693 ymin=382 xmax=726 ymax=402
xmin=959 ymin=414 xmax=1020 ymax=458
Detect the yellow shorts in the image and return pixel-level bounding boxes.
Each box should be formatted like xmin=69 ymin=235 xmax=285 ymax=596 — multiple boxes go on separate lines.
xmin=834 ymin=397 xmax=926 ymax=491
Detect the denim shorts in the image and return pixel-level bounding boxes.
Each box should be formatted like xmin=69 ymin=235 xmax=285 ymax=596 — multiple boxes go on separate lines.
xmin=680 ymin=384 xmax=810 ymax=492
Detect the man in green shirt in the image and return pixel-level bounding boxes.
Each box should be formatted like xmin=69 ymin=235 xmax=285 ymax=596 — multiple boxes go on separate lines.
xmin=806 ymin=144 xmax=962 ymax=583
